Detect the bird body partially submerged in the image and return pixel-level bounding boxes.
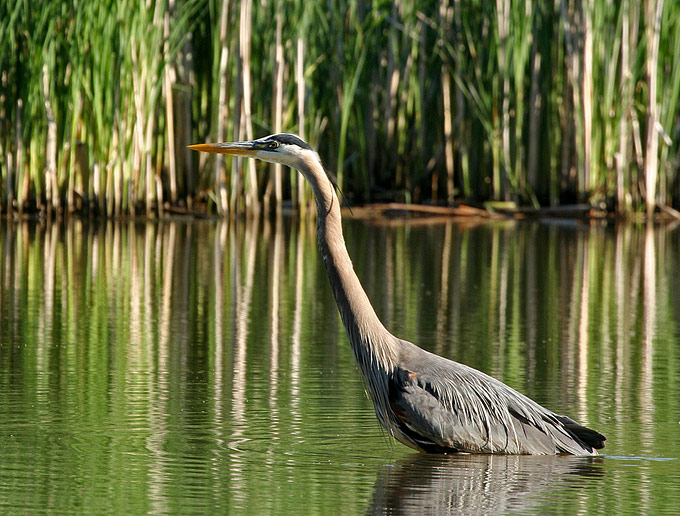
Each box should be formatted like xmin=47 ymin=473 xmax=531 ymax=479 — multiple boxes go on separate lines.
xmin=189 ymin=133 xmax=606 ymax=455
xmin=387 ymin=340 xmax=603 ymax=454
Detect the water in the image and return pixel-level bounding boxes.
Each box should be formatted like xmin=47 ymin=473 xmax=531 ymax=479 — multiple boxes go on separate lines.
xmin=0 ymin=217 xmax=678 ymax=515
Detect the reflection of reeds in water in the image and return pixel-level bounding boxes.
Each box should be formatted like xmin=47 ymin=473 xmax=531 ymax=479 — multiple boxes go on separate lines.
xmin=290 ymin=219 xmax=307 ymax=440
xmin=640 ymin=225 xmax=656 ymax=456
xmin=229 ymin=216 xmax=259 ymax=506
xmin=267 ymin=215 xmax=283 ymax=453
xmin=1 ymin=219 xmax=679 ymax=492
xmin=577 ymin=234 xmax=590 ymax=422
xmin=435 ymin=223 xmax=453 ymax=356
xmin=212 ymin=220 xmax=228 ymax=405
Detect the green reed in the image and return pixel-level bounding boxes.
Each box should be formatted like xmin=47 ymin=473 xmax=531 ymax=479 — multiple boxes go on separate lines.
xmin=0 ymin=0 xmax=678 ymax=216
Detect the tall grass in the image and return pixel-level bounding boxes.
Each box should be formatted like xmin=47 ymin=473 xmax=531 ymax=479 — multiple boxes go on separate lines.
xmin=1 ymin=0 xmax=679 ymax=217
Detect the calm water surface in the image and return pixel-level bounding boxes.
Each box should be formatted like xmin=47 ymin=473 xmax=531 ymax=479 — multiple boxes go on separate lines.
xmin=0 ymin=217 xmax=678 ymax=515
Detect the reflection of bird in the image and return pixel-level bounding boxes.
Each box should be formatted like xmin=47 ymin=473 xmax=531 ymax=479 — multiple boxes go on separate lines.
xmin=190 ymin=134 xmax=606 ymax=455
xmin=369 ymin=453 xmax=605 ymax=515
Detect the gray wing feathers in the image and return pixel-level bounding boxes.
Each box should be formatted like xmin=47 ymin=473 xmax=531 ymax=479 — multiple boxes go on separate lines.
xmin=391 ymin=344 xmax=597 ymax=455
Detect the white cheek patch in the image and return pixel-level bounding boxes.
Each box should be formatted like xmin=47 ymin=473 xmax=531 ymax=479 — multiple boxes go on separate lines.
xmin=254 ymin=150 xmax=282 ymax=165
xmin=255 ymin=148 xmax=304 ymax=168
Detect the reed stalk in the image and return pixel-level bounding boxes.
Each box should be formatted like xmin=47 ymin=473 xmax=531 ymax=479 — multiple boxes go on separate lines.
xmin=295 ymin=36 xmax=307 ymax=215
xmin=239 ymin=0 xmax=259 ymax=215
xmin=527 ymin=35 xmax=542 ymax=202
xmin=214 ymin=0 xmax=231 ymax=215
xmin=440 ymin=1 xmax=454 ymax=203
xmin=644 ymin=0 xmax=664 ymax=217
xmin=43 ymin=65 xmax=58 ymax=214
xmin=582 ymin=0 xmax=593 ymax=196
xmin=273 ymin=8 xmax=284 ymax=208
xmin=658 ymin=2 xmax=680 ymax=207
xmin=496 ymin=0 xmax=511 ymax=201
xmin=164 ymin=0 xmax=178 ymax=206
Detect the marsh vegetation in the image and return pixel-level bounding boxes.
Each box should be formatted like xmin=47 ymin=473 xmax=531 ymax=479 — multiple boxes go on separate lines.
xmin=1 ymin=0 xmax=678 ymax=217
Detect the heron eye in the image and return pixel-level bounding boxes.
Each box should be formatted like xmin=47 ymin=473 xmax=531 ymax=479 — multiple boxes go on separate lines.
xmin=268 ymin=141 xmax=280 ymax=149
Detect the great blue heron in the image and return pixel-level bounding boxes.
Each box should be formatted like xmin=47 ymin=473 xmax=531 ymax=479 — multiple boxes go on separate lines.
xmin=189 ymin=133 xmax=606 ymax=455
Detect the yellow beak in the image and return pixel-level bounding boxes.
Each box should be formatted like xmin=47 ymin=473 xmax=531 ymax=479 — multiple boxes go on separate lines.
xmin=188 ymin=141 xmax=258 ymax=156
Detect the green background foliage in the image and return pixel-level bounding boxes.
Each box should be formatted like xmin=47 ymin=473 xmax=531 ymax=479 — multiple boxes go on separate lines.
xmin=1 ymin=0 xmax=678 ymax=215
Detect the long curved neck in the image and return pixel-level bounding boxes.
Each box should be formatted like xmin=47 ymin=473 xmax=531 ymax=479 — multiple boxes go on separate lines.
xmin=299 ymin=157 xmax=397 ymax=373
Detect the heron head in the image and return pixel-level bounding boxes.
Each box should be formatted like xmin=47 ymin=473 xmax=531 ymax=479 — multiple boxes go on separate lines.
xmin=189 ymin=133 xmax=314 ymax=169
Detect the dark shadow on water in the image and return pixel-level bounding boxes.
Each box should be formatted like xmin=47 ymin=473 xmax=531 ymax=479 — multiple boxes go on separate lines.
xmin=367 ymin=453 xmax=604 ymax=516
